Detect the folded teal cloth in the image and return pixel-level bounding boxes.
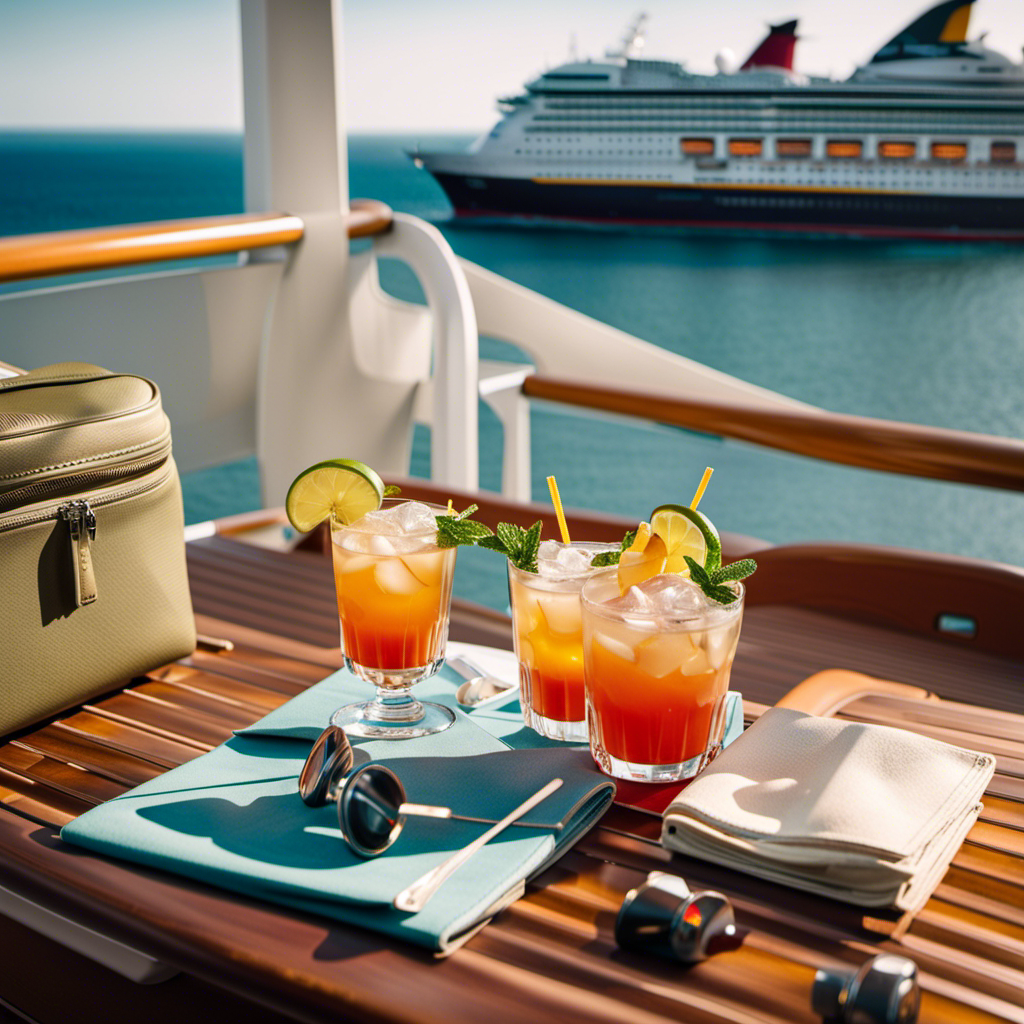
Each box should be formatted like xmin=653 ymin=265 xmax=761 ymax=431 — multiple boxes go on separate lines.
xmin=234 ymin=664 xmax=745 ymax=754
xmin=61 ymin=677 xmax=615 ymax=954
xmin=233 ymin=663 xmax=473 ymax=743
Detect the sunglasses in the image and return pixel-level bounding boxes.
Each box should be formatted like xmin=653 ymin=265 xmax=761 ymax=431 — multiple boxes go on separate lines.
xmin=300 ymin=725 xmax=562 ymax=858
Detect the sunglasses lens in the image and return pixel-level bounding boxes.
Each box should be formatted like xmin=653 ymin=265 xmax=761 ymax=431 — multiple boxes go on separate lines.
xmin=340 ymin=766 xmax=405 ymax=856
xmin=299 ymin=725 xmax=353 ymax=807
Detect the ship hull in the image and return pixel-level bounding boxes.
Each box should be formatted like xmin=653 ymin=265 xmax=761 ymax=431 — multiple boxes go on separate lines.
xmin=431 ymin=172 xmax=1024 ymax=240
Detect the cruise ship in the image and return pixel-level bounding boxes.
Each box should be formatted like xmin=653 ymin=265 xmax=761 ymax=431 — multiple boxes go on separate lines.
xmin=413 ymin=0 xmax=1024 ymax=239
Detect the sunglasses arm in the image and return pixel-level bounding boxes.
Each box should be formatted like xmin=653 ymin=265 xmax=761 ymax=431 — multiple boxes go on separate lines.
xmin=399 ymin=802 xmax=562 ymax=830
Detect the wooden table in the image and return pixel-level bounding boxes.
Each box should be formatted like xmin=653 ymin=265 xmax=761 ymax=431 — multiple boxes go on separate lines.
xmin=1 ymin=534 xmax=1022 ymax=1023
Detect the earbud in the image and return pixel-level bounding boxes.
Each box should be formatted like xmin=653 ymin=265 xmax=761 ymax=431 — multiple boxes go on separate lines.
xmin=615 ymin=872 xmax=740 ymax=964
xmin=812 ymin=953 xmax=920 ymax=1023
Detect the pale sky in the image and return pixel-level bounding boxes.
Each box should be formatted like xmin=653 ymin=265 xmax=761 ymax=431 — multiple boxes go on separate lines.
xmin=0 ymin=0 xmax=1019 ymax=131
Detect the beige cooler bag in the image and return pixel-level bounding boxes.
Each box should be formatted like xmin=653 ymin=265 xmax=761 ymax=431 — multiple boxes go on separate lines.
xmin=0 ymin=362 xmax=196 ymax=734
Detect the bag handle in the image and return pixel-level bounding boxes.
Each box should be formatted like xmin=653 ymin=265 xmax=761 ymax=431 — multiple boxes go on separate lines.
xmin=0 ymin=364 xmax=153 ymax=396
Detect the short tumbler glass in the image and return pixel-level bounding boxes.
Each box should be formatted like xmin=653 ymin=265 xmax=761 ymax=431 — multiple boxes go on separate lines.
xmin=581 ymin=568 xmax=744 ymax=782
xmin=507 ymin=541 xmax=617 ymax=743
xmin=329 ymin=499 xmax=456 ymax=739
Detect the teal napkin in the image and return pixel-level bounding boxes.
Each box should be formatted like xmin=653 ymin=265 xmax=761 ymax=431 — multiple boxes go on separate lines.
xmin=61 ymin=687 xmax=614 ymax=954
xmin=466 ymin=690 xmax=745 ymax=752
xmin=233 ymin=665 xmax=745 ymax=754
xmin=233 ymin=663 xmax=473 ymax=743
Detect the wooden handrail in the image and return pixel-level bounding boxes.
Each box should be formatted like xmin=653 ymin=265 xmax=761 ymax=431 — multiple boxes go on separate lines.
xmin=347 ymin=198 xmax=393 ymax=239
xmin=0 ymin=199 xmax=392 ymax=284
xmin=523 ymin=375 xmax=1024 ymax=494
xmin=0 ymin=213 xmax=304 ymax=283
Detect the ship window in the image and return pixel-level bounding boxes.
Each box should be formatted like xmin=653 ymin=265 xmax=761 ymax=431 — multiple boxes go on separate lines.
xmin=879 ymin=141 xmax=916 ymax=160
xmin=991 ymin=141 xmax=1016 ymax=163
xmin=777 ymin=139 xmax=811 ymax=158
xmin=826 ymin=140 xmax=862 ymax=159
xmin=681 ymin=138 xmax=714 ymax=155
xmin=931 ymin=142 xmax=967 ymax=162
xmin=729 ymin=138 xmax=762 ymax=158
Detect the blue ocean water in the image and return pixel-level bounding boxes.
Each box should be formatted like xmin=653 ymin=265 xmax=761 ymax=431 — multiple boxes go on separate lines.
xmin=3 ymin=131 xmax=1022 ymax=610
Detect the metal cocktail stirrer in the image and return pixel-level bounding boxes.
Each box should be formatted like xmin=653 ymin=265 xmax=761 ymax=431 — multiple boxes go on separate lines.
xmin=299 ymin=725 xmax=563 ymax=859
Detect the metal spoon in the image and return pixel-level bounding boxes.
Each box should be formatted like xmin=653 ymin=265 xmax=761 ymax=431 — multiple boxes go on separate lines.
xmin=393 ymin=777 xmax=564 ymax=913
xmin=447 ymin=654 xmax=518 ymax=708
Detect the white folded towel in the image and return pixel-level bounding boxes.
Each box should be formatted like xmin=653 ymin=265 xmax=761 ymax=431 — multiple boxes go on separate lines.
xmin=661 ymin=706 xmax=995 ymax=912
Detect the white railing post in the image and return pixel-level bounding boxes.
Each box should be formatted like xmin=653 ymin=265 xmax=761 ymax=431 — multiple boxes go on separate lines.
xmin=478 ymin=361 xmax=533 ymax=502
xmin=370 ymin=213 xmax=479 ymax=492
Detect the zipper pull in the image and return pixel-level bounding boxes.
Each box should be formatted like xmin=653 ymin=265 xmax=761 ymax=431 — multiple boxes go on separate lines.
xmin=60 ymin=500 xmax=98 ymax=607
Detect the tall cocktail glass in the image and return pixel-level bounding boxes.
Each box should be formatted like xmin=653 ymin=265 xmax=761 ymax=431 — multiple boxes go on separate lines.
xmin=581 ymin=569 xmax=744 ymax=782
xmin=329 ymin=499 xmax=456 ymax=739
xmin=508 ymin=540 xmax=617 ymax=742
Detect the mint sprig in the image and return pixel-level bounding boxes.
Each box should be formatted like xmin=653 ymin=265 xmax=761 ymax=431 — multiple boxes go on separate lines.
xmin=683 ymin=555 xmax=756 ymax=605
xmin=590 ymin=528 xmax=638 ymax=567
xmin=435 ymin=504 xmax=494 ymax=549
xmin=478 ymin=520 xmax=543 ymax=572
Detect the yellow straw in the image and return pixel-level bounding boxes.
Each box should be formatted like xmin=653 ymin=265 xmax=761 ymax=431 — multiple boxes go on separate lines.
xmin=546 ymin=475 xmax=572 ymax=544
xmin=447 ymin=498 xmax=454 ymax=514
xmin=690 ymin=467 xmax=714 ymax=511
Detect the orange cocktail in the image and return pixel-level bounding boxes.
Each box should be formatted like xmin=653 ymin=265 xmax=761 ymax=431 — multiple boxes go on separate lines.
xmin=581 ymin=569 xmax=744 ymax=782
xmin=330 ymin=499 xmax=456 ymax=739
xmin=508 ymin=541 xmax=617 ymax=742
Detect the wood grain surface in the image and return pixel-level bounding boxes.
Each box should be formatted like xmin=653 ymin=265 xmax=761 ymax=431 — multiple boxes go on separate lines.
xmin=0 ymin=533 xmax=1021 ymax=1023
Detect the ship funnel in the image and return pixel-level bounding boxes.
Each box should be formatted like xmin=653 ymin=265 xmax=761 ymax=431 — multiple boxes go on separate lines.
xmin=741 ymin=20 xmax=798 ymax=71
xmin=868 ymin=0 xmax=974 ymax=63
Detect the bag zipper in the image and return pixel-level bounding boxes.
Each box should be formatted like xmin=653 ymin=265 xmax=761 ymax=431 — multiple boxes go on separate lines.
xmin=0 ymin=461 xmax=174 ymax=608
xmin=60 ymin=500 xmax=98 ymax=607
xmin=0 ymin=442 xmax=170 ymax=515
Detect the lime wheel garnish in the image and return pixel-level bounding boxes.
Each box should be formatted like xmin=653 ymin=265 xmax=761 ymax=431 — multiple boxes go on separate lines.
xmin=650 ymin=503 xmax=722 ymax=574
xmin=285 ymin=459 xmax=385 ymax=532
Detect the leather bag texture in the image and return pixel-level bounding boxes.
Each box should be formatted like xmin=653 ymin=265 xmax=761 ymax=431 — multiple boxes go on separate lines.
xmin=0 ymin=362 xmax=195 ymax=734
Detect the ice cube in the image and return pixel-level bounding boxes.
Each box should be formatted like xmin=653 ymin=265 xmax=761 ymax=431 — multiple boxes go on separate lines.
xmin=636 ymin=634 xmax=687 ymax=679
xmin=335 ymin=553 xmax=376 ymax=575
xmin=537 ymin=541 xmax=599 ymax=578
xmin=388 ymin=500 xmax=438 ymax=535
xmin=353 ymin=509 xmax=400 ymax=536
xmin=558 ymin=548 xmax=595 ymax=575
xmin=705 ymin=621 xmax=738 ymax=670
xmin=373 ymin=558 xmax=425 ymax=595
xmin=679 ymin=637 xmax=712 ymax=676
xmin=390 ymin=533 xmax=435 ymax=554
xmin=535 ymin=592 xmax=582 ymax=635
xmin=537 ymin=540 xmax=562 ymax=562
xmin=334 ymin=527 xmax=375 ymax=554
xmin=401 ymin=551 xmax=445 ymax=587
xmin=368 ymin=534 xmax=398 ymax=556
xmin=606 ymin=585 xmax=656 ymax=615
xmin=635 ymin=574 xmax=710 ymax=620
xmin=592 ymin=631 xmax=638 ymax=663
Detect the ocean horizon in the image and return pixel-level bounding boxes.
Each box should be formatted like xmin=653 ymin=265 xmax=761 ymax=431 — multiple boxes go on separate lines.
xmin=3 ymin=130 xmax=1022 ymax=610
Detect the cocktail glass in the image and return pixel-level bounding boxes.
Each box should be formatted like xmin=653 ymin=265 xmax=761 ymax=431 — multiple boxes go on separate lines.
xmin=329 ymin=499 xmax=456 ymax=739
xmin=508 ymin=540 xmax=618 ymax=742
xmin=581 ymin=569 xmax=744 ymax=782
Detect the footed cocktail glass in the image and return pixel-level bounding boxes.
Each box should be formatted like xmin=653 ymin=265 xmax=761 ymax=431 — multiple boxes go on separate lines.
xmin=329 ymin=499 xmax=456 ymax=739
xmin=581 ymin=569 xmax=744 ymax=782
xmin=508 ymin=540 xmax=617 ymax=742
